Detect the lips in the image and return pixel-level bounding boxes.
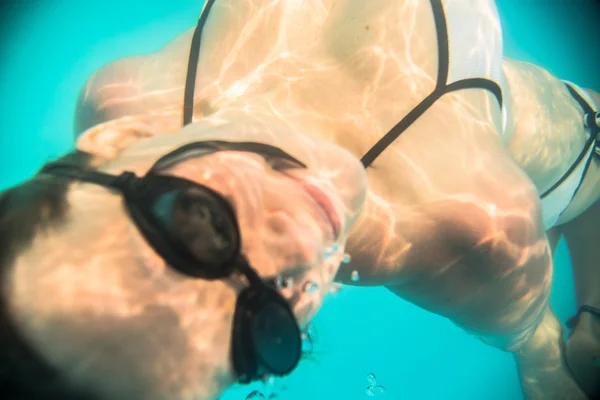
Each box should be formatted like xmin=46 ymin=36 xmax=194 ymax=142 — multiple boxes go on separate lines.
xmin=286 ymin=175 xmax=342 ymax=239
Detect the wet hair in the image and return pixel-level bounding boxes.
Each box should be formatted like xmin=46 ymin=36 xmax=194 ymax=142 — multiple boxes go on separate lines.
xmin=0 ymin=150 xmax=100 ymax=400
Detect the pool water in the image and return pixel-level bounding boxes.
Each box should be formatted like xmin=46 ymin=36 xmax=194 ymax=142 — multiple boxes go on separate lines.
xmin=0 ymin=1 xmax=599 ymax=399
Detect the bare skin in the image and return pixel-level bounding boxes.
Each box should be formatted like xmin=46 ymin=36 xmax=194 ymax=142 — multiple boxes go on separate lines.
xmin=10 ymin=0 xmax=598 ymax=399
xmin=7 ymin=111 xmax=366 ymax=398
xmin=502 ymin=59 xmax=600 ymax=225
xmin=502 ymin=59 xmax=600 ymax=398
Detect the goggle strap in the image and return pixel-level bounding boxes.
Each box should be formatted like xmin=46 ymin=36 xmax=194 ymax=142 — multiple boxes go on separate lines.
xmin=41 ymin=163 xmax=139 ymax=193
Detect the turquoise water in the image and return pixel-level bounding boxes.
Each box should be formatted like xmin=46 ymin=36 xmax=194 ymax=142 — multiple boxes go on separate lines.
xmin=0 ymin=1 xmax=598 ymax=399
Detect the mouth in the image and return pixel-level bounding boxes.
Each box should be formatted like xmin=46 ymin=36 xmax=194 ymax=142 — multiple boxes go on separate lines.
xmin=285 ymin=175 xmax=342 ymax=239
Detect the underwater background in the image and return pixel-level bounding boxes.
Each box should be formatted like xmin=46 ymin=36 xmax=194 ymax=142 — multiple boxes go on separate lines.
xmin=1 ymin=0 xmax=599 ymax=398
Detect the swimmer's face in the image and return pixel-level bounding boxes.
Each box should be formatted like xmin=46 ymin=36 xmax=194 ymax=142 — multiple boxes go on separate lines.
xmin=156 ymin=149 xmax=357 ymax=322
xmin=127 ymin=118 xmax=367 ymax=325
xmin=7 ymin=117 xmax=366 ymax=399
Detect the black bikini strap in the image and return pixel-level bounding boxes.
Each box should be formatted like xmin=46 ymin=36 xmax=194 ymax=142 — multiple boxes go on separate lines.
xmin=565 ymin=82 xmax=595 ymax=115
xmin=566 ymin=305 xmax=600 ymax=331
xmin=432 ymin=0 xmax=449 ymax=88
xmin=182 ymin=0 xmax=217 ymax=126
xmin=181 ymin=0 xmax=503 ymax=168
xmin=539 ymin=83 xmax=600 ymax=200
xmin=360 ymin=0 xmax=503 ymax=168
xmin=446 ymin=78 xmax=503 ymax=105
xmin=565 ymin=83 xmax=600 ymax=132
xmin=539 ymin=130 xmax=598 ymax=199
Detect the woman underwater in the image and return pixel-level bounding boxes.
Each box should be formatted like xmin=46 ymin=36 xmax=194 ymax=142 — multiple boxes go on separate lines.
xmin=1 ymin=0 xmax=599 ymax=399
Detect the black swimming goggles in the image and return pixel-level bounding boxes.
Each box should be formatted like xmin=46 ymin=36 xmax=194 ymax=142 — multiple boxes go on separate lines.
xmin=40 ymin=140 xmax=307 ymax=383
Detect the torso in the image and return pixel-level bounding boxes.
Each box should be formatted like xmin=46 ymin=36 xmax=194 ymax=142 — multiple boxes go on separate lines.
xmin=79 ymin=0 xmax=503 ymax=156
xmin=79 ymin=0 xmax=505 ymax=261
xmin=78 ymin=0 xmax=587 ymax=338
xmin=80 ymin=1 xmax=600 ymax=235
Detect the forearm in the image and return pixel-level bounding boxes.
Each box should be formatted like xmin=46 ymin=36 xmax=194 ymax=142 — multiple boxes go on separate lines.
xmin=515 ymin=307 xmax=566 ymax=368
xmin=514 ymin=307 xmax=588 ymax=399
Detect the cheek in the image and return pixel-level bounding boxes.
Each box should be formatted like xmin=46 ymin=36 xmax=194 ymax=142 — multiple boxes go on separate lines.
xmin=264 ymin=182 xmax=327 ymax=232
xmin=240 ymin=210 xmax=324 ymax=279
xmin=264 ymin=184 xmax=328 ymax=241
xmin=265 ymin=211 xmax=323 ymax=263
xmin=236 ymin=182 xmax=330 ymax=276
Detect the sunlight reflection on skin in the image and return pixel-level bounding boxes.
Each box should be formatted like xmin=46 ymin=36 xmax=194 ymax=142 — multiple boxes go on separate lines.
xmin=80 ymin=0 xmax=521 ymax=362
xmin=78 ymin=0 xmax=533 ymax=337
xmin=62 ymin=0 xmax=595 ymax=398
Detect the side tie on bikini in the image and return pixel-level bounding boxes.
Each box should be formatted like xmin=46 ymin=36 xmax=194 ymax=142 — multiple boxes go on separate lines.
xmin=583 ymin=112 xmax=600 ymax=130
xmin=566 ymin=305 xmax=600 ymax=332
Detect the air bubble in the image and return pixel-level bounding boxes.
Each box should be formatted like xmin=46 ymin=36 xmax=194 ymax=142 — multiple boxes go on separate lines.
xmin=365 ymin=372 xmax=386 ymax=396
xmin=262 ymin=374 xmax=285 ymax=399
xmin=303 ymin=281 xmax=318 ymax=294
xmin=274 ymin=275 xmax=296 ymax=290
xmin=301 ymin=331 xmax=314 ymax=355
xmin=366 ymin=385 xmax=387 ymax=397
xmin=367 ymin=385 xmax=387 ymax=396
xmin=303 ymin=323 xmax=315 ymax=337
xmin=329 ymin=283 xmax=342 ymax=294
xmin=262 ymin=374 xmax=275 ymax=386
xmin=351 ymin=270 xmax=360 ymax=282
xmin=367 ymin=373 xmax=376 ymax=385
xmin=322 ymin=243 xmax=340 ymax=258
xmin=274 ymin=275 xmax=283 ymax=289
xmin=246 ymin=390 xmax=265 ymax=399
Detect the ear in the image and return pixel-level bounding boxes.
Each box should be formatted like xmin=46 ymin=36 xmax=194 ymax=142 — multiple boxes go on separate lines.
xmin=75 ymin=114 xmax=180 ymax=159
